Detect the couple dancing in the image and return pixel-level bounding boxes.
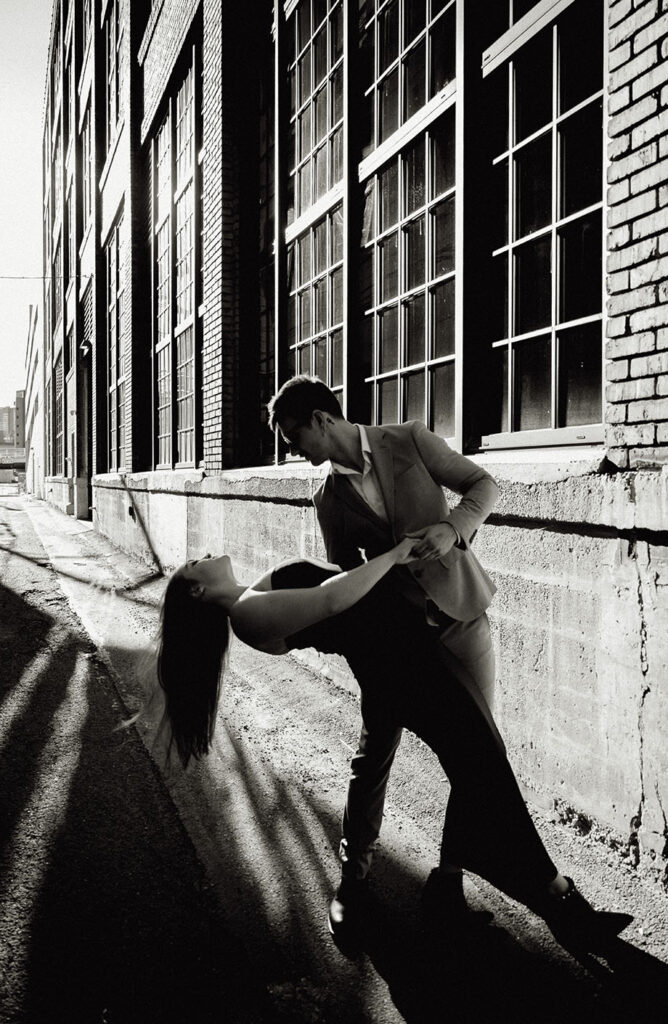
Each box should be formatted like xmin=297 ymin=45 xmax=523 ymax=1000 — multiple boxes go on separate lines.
xmin=158 ymin=375 xmax=628 ymax=950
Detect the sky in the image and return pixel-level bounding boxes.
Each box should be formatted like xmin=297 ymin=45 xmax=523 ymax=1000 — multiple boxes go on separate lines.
xmin=0 ymin=0 xmax=53 ymax=408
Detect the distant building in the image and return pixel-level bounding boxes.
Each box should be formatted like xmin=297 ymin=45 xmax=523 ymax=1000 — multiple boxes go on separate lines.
xmin=14 ymin=390 xmax=25 ymax=447
xmin=25 ymin=305 xmax=44 ymax=497
xmin=41 ymin=0 xmax=668 ymax=884
xmin=0 ymin=407 xmax=14 ymax=446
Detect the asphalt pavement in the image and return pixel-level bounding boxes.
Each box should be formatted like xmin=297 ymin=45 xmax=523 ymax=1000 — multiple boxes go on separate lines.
xmin=1 ymin=489 xmax=668 ymax=1024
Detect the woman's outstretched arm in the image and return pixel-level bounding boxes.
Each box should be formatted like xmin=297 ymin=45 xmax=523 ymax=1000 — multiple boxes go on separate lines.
xmin=230 ymin=538 xmax=415 ymax=651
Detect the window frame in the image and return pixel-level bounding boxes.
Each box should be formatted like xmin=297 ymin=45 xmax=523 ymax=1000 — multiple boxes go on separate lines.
xmin=106 ymin=213 xmax=126 ymax=472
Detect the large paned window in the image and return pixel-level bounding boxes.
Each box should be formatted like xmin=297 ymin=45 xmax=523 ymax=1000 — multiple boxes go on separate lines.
xmin=53 ymin=237 xmax=62 ymax=326
xmin=287 ymin=204 xmax=344 ymax=393
xmin=54 ymin=355 xmax=64 ymax=476
xmin=360 ymin=108 xmax=455 ymax=431
xmin=286 ymin=0 xmax=344 ymax=226
xmin=82 ymin=106 xmax=93 ymax=231
xmin=359 ymin=0 xmax=456 ymax=158
xmin=483 ymin=0 xmax=604 ymax=446
xmin=106 ymin=215 xmax=126 ymax=471
xmin=45 ymin=377 xmax=53 ymax=476
xmin=105 ymin=0 xmax=125 ymax=152
xmin=152 ymin=59 xmax=198 ymax=468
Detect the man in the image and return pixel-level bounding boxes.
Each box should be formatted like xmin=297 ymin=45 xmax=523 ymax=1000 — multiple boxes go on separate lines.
xmin=268 ymin=375 xmax=500 ymax=938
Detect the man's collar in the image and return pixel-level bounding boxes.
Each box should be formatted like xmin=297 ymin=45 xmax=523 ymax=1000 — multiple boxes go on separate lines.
xmin=330 ymin=424 xmax=371 ymax=476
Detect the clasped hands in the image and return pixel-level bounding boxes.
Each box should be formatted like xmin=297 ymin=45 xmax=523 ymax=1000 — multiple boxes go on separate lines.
xmin=405 ymin=521 xmax=459 ymax=561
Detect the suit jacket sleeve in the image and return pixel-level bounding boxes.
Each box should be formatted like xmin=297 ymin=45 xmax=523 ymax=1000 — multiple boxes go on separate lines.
xmin=410 ymin=421 xmax=499 ymax=544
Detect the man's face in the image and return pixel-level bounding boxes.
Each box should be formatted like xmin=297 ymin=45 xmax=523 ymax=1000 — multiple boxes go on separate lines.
xmin=278 ymin=414 xmax=332 ymax=465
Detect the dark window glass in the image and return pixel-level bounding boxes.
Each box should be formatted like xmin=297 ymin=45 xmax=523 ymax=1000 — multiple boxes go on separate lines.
xmin=514 ymin=235 xmax=551 ymax=334
xmin=299 ymin=234 xmax=311 ymax=283
xmin=558 ymin=321 xmax=602 ymax=426
xmin=405 ymin=292 xmax=426 ymax=365
xmin=559 ymin=0 xmax=603 ymax=114
xmin=299 ymin=343 xmax=311 ymax=375
xmin=431 ymin=108 xmax=455 ymax=197
xmin=332 ymin=328 xmax=343 ymax=386
xmin=379 ymin=0 xmax=399 ymax=73
xmin=379 ymin=305 xmax=399 ymax=371
xmin=432 ymin=197 xmax=455 ymax=277
xmin=490 ymin=344 xmax=509 ymax=433
xmin=492 ymin=160 xmax=509 ymax=251
xmin=314 ymin=85 xmax=327 ymax=144
xmin=487 ymin=65 xmax=509 ymax=157
xmin=380 ymin=232 xmax=399 ymax=301
xmin=331 ymin=3 xmax=343 ymax=62
xmin=299 ymin=287 xmax=311 ymax=338
xmin=405 ymin=137 xmax=426 ymax=214
xmin=299 ymin=51 xmax=312 ymax=105
xmin=514 ymin=335 xmax=551 ymax=430
xmin=405 ymin=0 xmax=426 ymax=46
xmin=380 ymin=161 xmax=399 ymax=230
xmin=360 ymin=20 xmax=374 ymax=93
xmin=361 ymin=90 xmax=375 ymax=158
xmin=404 ymin=39 xmax=426 ymax=121
xmin=406 ymin=216 xmax=426 ymax=290
xmin=331 ymin=266 xmax=343 ymax=323
xmin=490 ymin=253 xmax=508 ymax=341
xmin=314 ymin=219 xmax=327 ymax=274
xmin=330 ymin=126 xmax=343 ymax=183
xmin=514 ymin=28 xmax=551 ymax=143
xmin=560 ymin=100 xmax=603 ymax=218
xmin=359 ymin=246 xmax=375 ymax=309
xmin=360 ymin=315 xmax=373 ymax=376
xmin=559 ymin=210 xmax=602 ymax=322
xmin=380 ymin=68 xmax=399 ymax=142
xmin=332 ymin=64 xmax=343 ymax=124
xmin=300 ymin=104 xmax=312 ymax=158
xmin=430 ymin=2 xmax=456 ymax=98
xmin=405 ymin=371 xmax=425 ymax=421
xmin=431 ymin=277 xmax=455 ymax=357
xmin=314 ymin=25 xmax=327 ymax=85
xmin=315 ymin=336 xmax=327 ymax=379
xmin=379 ymin=376 xmax=398 ymax=423
xmin=430 ymin=362 xmax=455 ymax=436
xmin=298 ymin=2 xmax=311 ymax=50
xmin=314 ymin=278 xmax=327 ymax=333
xmin=331 ymin=206 xmax=344 ymax=260
xmin=515 ymin=132 xmax=551 ymax=238
xmin=314 ymin=0 xmax=327 ymax=29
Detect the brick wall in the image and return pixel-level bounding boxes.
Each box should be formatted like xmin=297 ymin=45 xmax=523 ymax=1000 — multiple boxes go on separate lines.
xmin=139 ymin=0 xmax=200 ymax=143
xmin=606 ymin=0 xmax=668 ymax=467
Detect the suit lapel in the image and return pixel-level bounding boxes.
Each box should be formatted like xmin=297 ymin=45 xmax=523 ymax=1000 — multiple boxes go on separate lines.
xmin=331 ymin=472 xmax=383 ymax=526
xmin=366 ymin=426 xmax=395 ymax=528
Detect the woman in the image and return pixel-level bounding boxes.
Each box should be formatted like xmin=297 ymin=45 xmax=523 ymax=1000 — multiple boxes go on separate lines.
xmin=157 ymin=542 xmax=626 ymax=947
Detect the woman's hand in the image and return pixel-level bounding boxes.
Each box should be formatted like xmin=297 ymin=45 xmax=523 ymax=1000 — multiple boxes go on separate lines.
xmin=393 ymin=536 xmax=419 ymax=564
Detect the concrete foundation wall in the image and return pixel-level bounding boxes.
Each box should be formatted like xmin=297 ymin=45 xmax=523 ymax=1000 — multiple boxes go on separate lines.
xmin=92 ymin=458 xmax=668 ymax=887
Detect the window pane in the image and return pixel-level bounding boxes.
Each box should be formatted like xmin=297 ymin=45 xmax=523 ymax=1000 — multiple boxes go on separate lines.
xmin=299 ymin=234 xmax=312 ymax=283
xmin=559 ymin=210 xmax=602 ymax=322
xmin=331 ymin=205 xmax=343 ymax=261
xmin=515 ymin=132 xmax=551 ymax=239
xmin=379 ymin=68 xmax=399 ymax=143
xmin=490 ymin=344 xmax=509 ymax=433
xmin=314 ymin=85 xmax=327 ymax=144
xmin=360 ymin=245 xmax=375 ymax=310
xmin=299 ymin=287 xmax=312 ymax=338
xmin=404 ymin=371 xmax=425 ymax=421
xmin=298 ymin=1 xmax=311 ymax=50
xmin=559 ymin=0 xmax=603 ymax=114
xmin=431 ymin=278 xmax=454 ymax=357
xmin=379 ymin=377 xmax=398 ymax=423
xmin=379 ymin=305 xmax=399 ymax=372
xmin=513 ymin=0 xmax=540 ymax=21
xmin=514 ymin=28 xmax=552 ymax=144
xmin=332 ymin=328 xmax=343 ymax=386
xmin=432 ymin=197 xmax=455 ymax=277
xmin=331 ymin=63 xmax=343 ymax=125
xmin=431 ymin=108 xmax=455 ymax=197
xmin=314 ymin=277 xmax=327 ymax=333
xmin=314 ymin=25 xmax=327 ymax=85
xmin=300 ymin=103 xmax=312 ymax=158
xmin=380 ymin=232 xmax=399 ymax=301
xmin=430 ymin=362 xmax=454 ymax=436
xmin=314 ymin=336 xmax=327 ymax=380
xmin=330 ymin=127 xmax=343 ymax=185
xmin=331 ymin=266 xmax=343 ymax=324
xmin=430 ymin=3 xmax=456 ymax=98
xmin=379 ymin=0 xmax=399 ymax=74
xmin=315 ymin=145 xmax=328 ymax=198
xmin=560 ymin=100 xmax=602 ymax=218
xmin=361 ymin=89 xmax=374 ymax=158
xmin=405 ymin=0 xmax=426 ymax=46
xmin=404 ymin=39 xmax=425 ymax=121
xmin=514 ymin=234 xmax=551 ymax=334
xmin=558 ymin=321 xmax=602 ymax=426
xmin=406 ymin=216 xmax=426 ymax=290
xmin=492 ymin=159 xmax=508 ymax=250
xmin=405 ymin=292 xmax=426 ymax=365
xmin=360 ymin=314 xmax=373 ymax=376
xmin=490 ymin=253 xmax=508 ymax=342
xmin=299 ymin=50 xmax=312 ymax=105
xmin=299 ymin=343 xmax=311 ymax=375
xmin=331 ymin=3 xmax=343 ymax=62
xmin=314 ymin=218 xmax=327 ymax=274
xmin=405 ymin=137 xmax=426 ymax=214
xmin=380 ymin=161 xmax=399 ymax=230
xmin=514 ymin=335 xmax=551 ymax=430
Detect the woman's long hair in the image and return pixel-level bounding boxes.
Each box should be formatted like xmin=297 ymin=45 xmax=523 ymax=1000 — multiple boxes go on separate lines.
xmin=157 ymin=569 xmax=231 ymax=767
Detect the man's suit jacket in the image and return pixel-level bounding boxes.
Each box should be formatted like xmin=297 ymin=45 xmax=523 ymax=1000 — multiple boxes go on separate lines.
xmin=314 ymin=420 xmax=499 ymax=622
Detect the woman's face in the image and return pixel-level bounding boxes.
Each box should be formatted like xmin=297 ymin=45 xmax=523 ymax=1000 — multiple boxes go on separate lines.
xmin=181 ymin=554 xmax=237 ymax=592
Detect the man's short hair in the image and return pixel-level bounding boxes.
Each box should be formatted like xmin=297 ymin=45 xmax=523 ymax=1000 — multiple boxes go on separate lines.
xmin=267 ymin=375 xmax=344 ymax=431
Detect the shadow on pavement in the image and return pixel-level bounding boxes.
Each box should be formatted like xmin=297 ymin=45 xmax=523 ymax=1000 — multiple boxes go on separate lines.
xmin=0 ymin=581 xmax=267 ymax=1024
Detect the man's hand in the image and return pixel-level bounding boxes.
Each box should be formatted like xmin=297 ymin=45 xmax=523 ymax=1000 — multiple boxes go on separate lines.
xmin=405 ymin=522 xmax=458 ymax=561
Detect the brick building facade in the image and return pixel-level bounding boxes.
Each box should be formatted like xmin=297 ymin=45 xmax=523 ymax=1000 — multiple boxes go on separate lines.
xmin=38 ymin=0 xmax=668 ymax=887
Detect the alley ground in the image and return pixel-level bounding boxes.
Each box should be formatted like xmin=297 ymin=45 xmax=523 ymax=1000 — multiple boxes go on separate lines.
xmin=1 ymin=488 xmax=668 ymax=1024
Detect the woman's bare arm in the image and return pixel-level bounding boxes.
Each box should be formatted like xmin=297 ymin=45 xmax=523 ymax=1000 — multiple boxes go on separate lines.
xmin=230 ymin=538 xmax=415 ymax=650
